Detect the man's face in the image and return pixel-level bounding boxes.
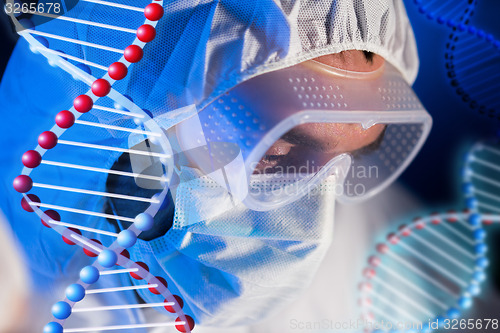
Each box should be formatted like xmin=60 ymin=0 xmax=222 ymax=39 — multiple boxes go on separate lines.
xmin=254 ymin=50 xmax=387 ymax=174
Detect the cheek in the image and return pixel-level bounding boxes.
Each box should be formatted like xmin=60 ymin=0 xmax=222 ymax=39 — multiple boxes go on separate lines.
xmin=291 ymin=123 xmax=385 ymax=154
xmin=336 ymin=124 xmax=385 ymax=152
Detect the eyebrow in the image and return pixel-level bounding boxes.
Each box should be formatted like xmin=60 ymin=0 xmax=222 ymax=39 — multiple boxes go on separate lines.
xmin=363 ymin=51 xmax=375 ymax=64
xmin=281 ymin=129 xmax=339 ymax=152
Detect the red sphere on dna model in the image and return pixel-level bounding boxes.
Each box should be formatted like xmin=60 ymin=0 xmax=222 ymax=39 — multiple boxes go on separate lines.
xmin=430 ymin=212 xmax=441 ymax=225
xmin=164 ymin=295 xmax=184 ymax=313
xmin=120 ymin=249 xmax=130 ymax=260
xmin=22 ymin=150 xmax=42 ymax=168
xmin=83 ymin=239 xmax=103 ymax=257
xmin=38 ymin=131 xmax=58 ymax=149
xmin=148 ymin=276 xmax=168 ymax=295
xmin=144 ymin=3 xmax=164 ymax=21
xmin=358 ymin=282 xmax=372 ymax=292
xmin=387 ymin=233 xmax=399 ymax=245
xmin=55 ymin=110 xmax=75 ymax=128
xmin=137 ymin=24 xmax=156 ymax=43
xmin=124 ymin=45 xmax=144 ymax=63
xmin=108 ymin=62 xmax=128 ymax=80
xmin=62 ymin=228 xmax=83 ymax=245
xmin=130 ymin=262 xmax=149 ymax=280
xmin=42 ymin=210 xmax=60 ymax=228
xmin=368 ymin=255 xmax=381 ymax=267
xmin=13 ymin=175 xmax=33 ymax=193
xmin=21 ymin=194 xmax=40 ymax=212
xmin=398 ymin=224 xmax=412 ymax=237
xmin=73 ymin=94 xmax=93 ymax=113
xmin=376 ymin=243 xmax=389 ymax=254
xmin=414 ymin=219 xmax=425 ymax=229
xmin=446 ymin=210 xmax=458 ymax=223
xmin=363 ymin=268 xmax=376 ymax=279
xmin=91 ymin=79 xmax=111 ymax=97
xmin=175 ymin=315 xmax=195 ymax=333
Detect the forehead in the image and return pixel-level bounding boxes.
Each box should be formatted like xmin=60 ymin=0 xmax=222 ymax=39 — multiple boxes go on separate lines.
xmin=312 ymin=50 xmax=385 ymax=73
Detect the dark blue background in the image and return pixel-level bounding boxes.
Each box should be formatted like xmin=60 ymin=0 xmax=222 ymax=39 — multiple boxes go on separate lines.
xmin=401 ymin=0 xmax=499 ymax=207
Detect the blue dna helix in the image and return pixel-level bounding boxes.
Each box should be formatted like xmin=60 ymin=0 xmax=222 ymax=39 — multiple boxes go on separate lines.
xmin=359 ymin=139 xmax=500 ymax=332
xmin=411 ymin=0 xmax=500 ymax=120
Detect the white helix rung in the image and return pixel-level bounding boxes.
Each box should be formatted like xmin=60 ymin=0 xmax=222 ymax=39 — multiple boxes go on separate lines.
xmin=27 ymin=10 xmax=137 ymax=33
xmin=424 ymin=224 xmax=475 ymax=257
xmin=473 ymin=189 xmax=500 ymax=204
xmin=41 ymin=160 xmax=165 ymax=181
xmin=461 ymin=51 xmax=500 ymax=77
xmin=86 ymin=284 xmax=158 ymax=295
xmin=465 ymin=142 xmax=500 ymax=216
xmin=485 ymin=215 xmax=500 ymax=222
xmin=369 ymin=289 xmax=421 ymax=324
xmin=372 ymin=275 xmax=435 ymax=318
xmin=415 ymin=0 xmax=474 ymax=21
xmin=483 ymin=145 xmax=500 ymax=156
xmin=386 ymin=250 xmax=456 ymax=295
xmin=58 ymin=140 xmax=172 ymax=159
xmin=454 ymin=35 xmax=478 ymax=58
xmin=397 ymin=241 xmax=468 ymax=288
xmin=32 ymin=202 xmax=136 ymax=222
xmin=410 ymin=232 xmax=474 ymax=273
xmin=70 ymin=234 xmax=102 ymax=253
xmin=453 ymin=215 xmax=474 ymax=231
xmin=359 ymin=211 xmax=487 ymax=333
xmin=64 ymin=321 xmax=184 ymax=332
xmin=74 ymin=120 xmax=161 ymax=137
xmin=438 ymin=219 xmax=474 ymax=243
xmin=367 ymin=305 xmax=403 ymax=329
xmin=31 ymin=47 xmax=109 ymax=70
xmin=377 ymin=262 xmax=448 ymax=310
xmin=479 ymin=202 xmax=500 ymax=214
xmin=33 ymin=182 xmax=160 ymax=203
xmin=73 ymin=302 xmax=174 ymax=313
xmin=463 ymin=68 xmax=500 ymax=92
xmin=80 ymin=0 xmax=145 ymax=12
xmin=49 ymin=220 xmax=119 ymax=237
xmin=20 ymin=30 xmax=124 ymax=54
xmin=100 ymin=268 xmax=139 ymax=275
xmin=471 ymin=173 xmax=500 ymax=189
xmin=455 ymin=48 xmax=486 ymax=69
xmin=92 ymin=105 xmax=145 ymax=118
xmin=460 ymin=68 xmax=499 ymax=93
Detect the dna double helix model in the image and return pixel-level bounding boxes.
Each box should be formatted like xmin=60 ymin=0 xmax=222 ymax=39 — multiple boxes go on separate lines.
xmin=411 ymin=0 xmax=500 ymax=120
xmin=8 ymin=0 xmax=195 ymax=332
xmin=359 ymin=140 xmax=500 ymax=332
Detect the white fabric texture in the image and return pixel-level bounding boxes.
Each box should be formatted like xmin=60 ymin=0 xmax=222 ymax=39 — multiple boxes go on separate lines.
xmin=125 ymin=168 xmax=339 ymax=327
xmin=133 ymin=183 xmax=421 ymax=332
xmin=165 ymin=183 xmax=422 ymax=333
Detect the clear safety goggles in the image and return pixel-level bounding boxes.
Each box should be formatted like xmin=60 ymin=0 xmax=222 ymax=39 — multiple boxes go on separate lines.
xmin=173 ymin=60 xmax=432 ymax=211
